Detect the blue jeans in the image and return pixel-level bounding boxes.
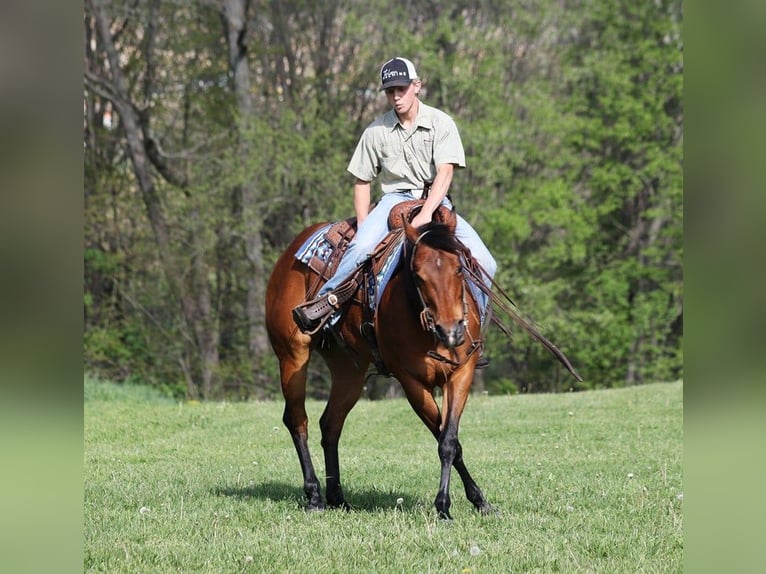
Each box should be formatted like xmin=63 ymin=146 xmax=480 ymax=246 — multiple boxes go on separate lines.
xmin=320 ymin=192 xmax=497 ymax=319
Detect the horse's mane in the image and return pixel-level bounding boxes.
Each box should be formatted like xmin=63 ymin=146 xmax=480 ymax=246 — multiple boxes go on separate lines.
xmin=411 ymin=222 xmax=463 ymax=255
xmin=401 ymin=222 xmax=466 ymax=312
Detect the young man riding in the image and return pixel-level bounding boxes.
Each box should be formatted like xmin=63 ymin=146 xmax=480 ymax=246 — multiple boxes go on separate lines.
xmin=293 ymin=57 xmax=496 ymax=365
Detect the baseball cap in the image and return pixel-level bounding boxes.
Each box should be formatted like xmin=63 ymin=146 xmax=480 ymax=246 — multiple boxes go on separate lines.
xmin=379 ymin=57 xmax=418 ymax=91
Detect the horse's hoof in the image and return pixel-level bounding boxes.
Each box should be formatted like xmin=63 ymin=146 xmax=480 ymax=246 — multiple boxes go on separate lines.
xmin=477 ymin=503 xmax=498 ymax=516
xmin=329 ymin=500 xmax=354 ymax=512
xmin=305 ymin=501 xmax=326 ymax=513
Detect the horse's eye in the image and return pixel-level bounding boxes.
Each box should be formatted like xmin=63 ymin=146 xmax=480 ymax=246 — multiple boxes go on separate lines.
xmin=456 ymin=265 xmax=464 ymax=275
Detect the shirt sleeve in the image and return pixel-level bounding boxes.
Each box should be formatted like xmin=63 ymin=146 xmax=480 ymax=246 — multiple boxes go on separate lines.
xmin=433 ymin=115 xmax=466 ymax=169
xmin=347 ymin=128 xmax=379 ymax=182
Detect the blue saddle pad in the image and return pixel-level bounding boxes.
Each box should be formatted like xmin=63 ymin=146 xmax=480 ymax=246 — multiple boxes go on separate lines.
xmin=295 ymin=224 xmax=405 ymax=307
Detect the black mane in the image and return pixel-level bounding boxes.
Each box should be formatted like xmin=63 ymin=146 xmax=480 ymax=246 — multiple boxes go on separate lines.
xmin=413 ymin=221 xmax=462 ymax=254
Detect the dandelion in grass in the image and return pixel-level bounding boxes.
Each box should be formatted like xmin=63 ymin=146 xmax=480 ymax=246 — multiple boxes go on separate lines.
xmin=139 ymin=506 xmax=150 ymax=515
xmin=469 ymin=544 xmax=481 ymax=556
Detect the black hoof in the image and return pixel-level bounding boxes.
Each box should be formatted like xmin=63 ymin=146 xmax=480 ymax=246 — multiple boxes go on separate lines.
xmin=329 ymin=500 xmax=354 ymax=512
xmin=477 ymin=503 xmax=498 ymax=516
xmin=305 ymin=500 xmax=326 ymax=512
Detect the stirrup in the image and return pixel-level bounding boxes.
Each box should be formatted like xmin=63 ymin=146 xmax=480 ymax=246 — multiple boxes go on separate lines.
xmin=292 ymin=276 xmax=359 ymax=335
xmin=292 ymin=293 xmax=337 ymax=334
xmin=475 ymin=354 xmax=490 ymax=369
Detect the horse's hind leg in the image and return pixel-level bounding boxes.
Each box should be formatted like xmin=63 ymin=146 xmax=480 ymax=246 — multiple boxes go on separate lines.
xmin=280 ymin=353 xmax=325 ymax=511
xmin=318 ymin=353 xmax=367 ymax=509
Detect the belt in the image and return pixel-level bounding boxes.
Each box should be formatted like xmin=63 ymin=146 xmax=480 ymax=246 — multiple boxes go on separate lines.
xmin=396 ymin=182 xmax=432 ymax=199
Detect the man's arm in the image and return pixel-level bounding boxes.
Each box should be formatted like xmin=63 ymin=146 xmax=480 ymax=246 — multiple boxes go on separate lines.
xmin=410 ymin=162 xmax=454 ymax=229
xmin=353 ymin=179 xmax=372 ymax=226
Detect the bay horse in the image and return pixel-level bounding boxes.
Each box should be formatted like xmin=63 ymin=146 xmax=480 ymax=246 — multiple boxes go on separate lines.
xmin=265 ymin=207 xmax=490 ymax=519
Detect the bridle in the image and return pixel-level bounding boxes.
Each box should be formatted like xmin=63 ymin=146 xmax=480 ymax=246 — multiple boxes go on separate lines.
xmin=408 ymin=230 xmax=481 ymax=367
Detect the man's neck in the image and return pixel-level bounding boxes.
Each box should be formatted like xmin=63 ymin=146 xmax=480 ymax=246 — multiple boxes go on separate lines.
xmin=396 ymin=98 xmax=420 ymax=130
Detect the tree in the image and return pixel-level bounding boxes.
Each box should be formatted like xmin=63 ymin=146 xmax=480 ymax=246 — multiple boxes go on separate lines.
xmin=84 ymin=0 xmax=683 ymax=397
xmin=86 ymin=0 xmax=222 ymax=397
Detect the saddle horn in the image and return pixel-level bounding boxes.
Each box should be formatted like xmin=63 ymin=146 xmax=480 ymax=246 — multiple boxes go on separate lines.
xmin=393 ymin=200 xmax=457 ymax=237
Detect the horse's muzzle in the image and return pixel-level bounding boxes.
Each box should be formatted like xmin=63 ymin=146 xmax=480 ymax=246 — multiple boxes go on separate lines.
xmin=434 ymin=321 xmax=466 ymax=349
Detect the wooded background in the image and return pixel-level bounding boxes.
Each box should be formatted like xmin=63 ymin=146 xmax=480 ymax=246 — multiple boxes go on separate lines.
xmin=83 ymin=0 xmax=683 ymax=400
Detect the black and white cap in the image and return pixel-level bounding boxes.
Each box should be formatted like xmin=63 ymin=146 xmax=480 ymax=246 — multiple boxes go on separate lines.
xmin=379 ymin=57 xmax=418 ymax=91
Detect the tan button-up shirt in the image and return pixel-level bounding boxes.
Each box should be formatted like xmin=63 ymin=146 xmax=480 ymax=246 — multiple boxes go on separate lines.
xmin=347 ymin=102 xmax=466 ymax=197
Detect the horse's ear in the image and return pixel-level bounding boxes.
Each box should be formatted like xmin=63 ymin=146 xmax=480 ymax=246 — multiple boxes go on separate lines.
xmin=402 ymin=214 xmax=419 ymax=243
xmin=432 ymin=204 xmax=457 ymax=234
xmin=443 ymin=206 xmax=457 ymax=234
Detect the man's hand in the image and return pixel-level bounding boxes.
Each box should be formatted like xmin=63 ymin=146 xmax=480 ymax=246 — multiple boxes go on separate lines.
xmin=409 ymin=163 xmax=455 ymax=229
xmin=410 ymin=209 xmax=432 ymax=230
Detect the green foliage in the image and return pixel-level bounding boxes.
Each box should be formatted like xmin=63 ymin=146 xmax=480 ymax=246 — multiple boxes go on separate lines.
xmin=84 ymin=0 xmax=682 ymax=397
xmin=85 ymin=380 xmax=683 ymax=572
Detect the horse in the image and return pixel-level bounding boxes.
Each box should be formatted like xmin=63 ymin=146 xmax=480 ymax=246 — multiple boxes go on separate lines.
xmin=265 ymin=206 xmax=491 ymax=520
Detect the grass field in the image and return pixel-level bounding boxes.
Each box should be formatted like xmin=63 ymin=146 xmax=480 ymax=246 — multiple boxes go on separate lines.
xmin=84 ymin=379 xmax=683 ymax=573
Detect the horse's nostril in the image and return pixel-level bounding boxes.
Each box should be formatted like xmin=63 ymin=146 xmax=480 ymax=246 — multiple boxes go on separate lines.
xmin=435 ymin=323 xmax=465 ymax=348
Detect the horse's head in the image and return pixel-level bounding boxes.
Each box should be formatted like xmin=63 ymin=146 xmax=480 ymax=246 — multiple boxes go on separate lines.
xmin=403 ymin=211 xmax=467 ymax=349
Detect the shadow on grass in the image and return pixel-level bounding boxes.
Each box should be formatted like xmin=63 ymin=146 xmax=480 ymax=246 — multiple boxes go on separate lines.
xmin=213 ymin=481 xmax=423 ymax=513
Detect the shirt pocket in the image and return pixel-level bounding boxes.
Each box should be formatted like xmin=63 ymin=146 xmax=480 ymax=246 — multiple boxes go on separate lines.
xmin=379 ymin=143 xmax=402 ymax=173
xmin=380 ymin=143 xmax=399 ymax=159
xmin=413 ymin=132 xmax=435 ymax=167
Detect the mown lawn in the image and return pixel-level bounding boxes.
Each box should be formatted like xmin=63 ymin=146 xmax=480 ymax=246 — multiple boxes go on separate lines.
xmin=84 ymin=379 xmax=682 ymax=573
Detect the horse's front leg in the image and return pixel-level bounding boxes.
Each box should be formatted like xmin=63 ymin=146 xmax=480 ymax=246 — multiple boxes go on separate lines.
xmin=400 ymin=375 xmax=489 ymax=519
xmin=452 ymin=442 xmax=493 ymax=514
xmin=434 ymin=376 xmax=474 ymax=520
xmin=435 ymin=420 xmax=458 ymax=520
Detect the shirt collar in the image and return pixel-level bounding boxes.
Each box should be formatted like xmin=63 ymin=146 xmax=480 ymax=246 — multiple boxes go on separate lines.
xmin=384 ymin=103 xmax=433 ymax=132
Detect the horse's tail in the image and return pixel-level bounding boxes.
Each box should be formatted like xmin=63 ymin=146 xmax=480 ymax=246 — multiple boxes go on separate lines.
xmin=462 ymin=258 xmax=584 ymax=383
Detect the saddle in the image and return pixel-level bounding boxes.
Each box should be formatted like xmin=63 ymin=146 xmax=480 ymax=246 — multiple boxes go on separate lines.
xmin=303 ymin=200 xmax=453 ymax=286
xmin=299 ymin=200 xmax=453 ymax=373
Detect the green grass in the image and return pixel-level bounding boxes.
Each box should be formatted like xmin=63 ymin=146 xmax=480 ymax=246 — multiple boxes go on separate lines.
xmin=84 ymin=379 xmax=682 ymax=573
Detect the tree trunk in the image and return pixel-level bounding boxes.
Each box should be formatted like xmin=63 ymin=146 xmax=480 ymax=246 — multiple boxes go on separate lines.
xmin=222 ymin=0 xmax=270 ymax=392
xmin=88 ymin=0 xmax=220 ymax=398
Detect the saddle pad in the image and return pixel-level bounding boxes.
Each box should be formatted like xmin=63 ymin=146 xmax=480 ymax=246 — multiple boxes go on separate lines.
xmin=372 ymin=233 xmax=405 ymax=306
xmin=295 ymin=222 xmax=406 ymax=307
xmin=295 ymin=223 xmax=333 ymax=268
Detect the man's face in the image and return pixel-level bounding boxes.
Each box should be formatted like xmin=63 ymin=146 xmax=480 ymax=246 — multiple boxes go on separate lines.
xmin=384 ymin=80 xmax=421 ymax=116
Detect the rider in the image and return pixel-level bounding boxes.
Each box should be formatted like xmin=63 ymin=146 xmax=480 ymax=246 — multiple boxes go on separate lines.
xmin=293 ymin=57 xmax=497 ymax=363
